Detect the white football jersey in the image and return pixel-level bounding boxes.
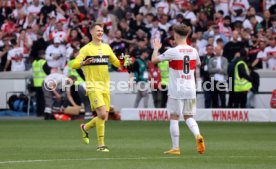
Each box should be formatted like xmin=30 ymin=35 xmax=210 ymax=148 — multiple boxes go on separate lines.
xmin=158 ymin=45 xmax=201 ymax=99
xmin=7 ymin=47 xmax=26 ymax=71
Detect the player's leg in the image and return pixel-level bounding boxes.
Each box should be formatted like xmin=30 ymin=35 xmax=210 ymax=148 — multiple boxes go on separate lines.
xmin=183 ymin=99 xmax=205 ymax=154
xmin=94 ymin=93 xmax=110 ymax=152
xmin=164 ymin=98 xmax=181 ymax=155
xmin=79 ymin=92 xmax=103 ymax=145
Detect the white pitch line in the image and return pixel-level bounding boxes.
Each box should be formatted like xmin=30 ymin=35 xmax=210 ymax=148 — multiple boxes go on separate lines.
xmin=0 ymin=156 xmax=275 ymax=164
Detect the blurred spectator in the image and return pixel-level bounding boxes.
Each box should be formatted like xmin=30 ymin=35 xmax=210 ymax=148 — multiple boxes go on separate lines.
xmin=130 ymin=40 xmax=149 ymax=59
xmin=110 ymin=30 xmax=127 ymax=60
xmin=242 ymin=15 xmax=262 ymax=34
xmin=262 ymin=37 xmax=276 ymax=70
xmin=0 ymin=1 xmax=12 ymax=23
xmin=218 ymin=16 xmax=232 ymax=40
xmin=65 ymin=75 xmax=82 ymax=108
xmin=227 ymin=51 xmax=239 ymax=108
xmin=249 ymin=0 xmax=261 ymax=13
xmin=27 ymin=0 xmax=42 ymax=16
xmin=214 ymin=0 xmax=229 ymax=16
xmin=65 ymin=39 xmax=81 ymax=62
xmin=261 ymin=10 xmax=272 ymax=31
xmin=11 ymin=1 xmax=26 ymax=20
xmin=229 ymin=0 xmax=249 ymax=23
xmin=208 ymin=46 xmax=228 ymax=108
xmin=40 ymin=0 xmax=56 ymax=25
xmin=30 ymin=30 xmax=48 ymax=61
xmin=158 ymin=14 xmax=171 ymax=32
xmin=204 ymin=25 xmax=228 ymax=47
xmin=198 ymin=0 xmax=215 ymax=20
xmin=130 ymin=49 xmax=150 ymax=108
xmin=247 ymin=34 xmax=261 ymax=69
xmin=118 ymin=19 xmax=136 ymax=45
xmin=149 ymin=62 xmax=162 ymax=108
xmin=139 ymin=0 xmax=156 ymax=16
xmin=196 ymin=29 xmax=207 ymax=53
xmin=50 ymin=21 xmax=67 ymax=42
xmin=42 ymin=73 xmax=74 ymax=120
xmin=1 ymin=17 xmax=17 ymax=35
xmin=129 ymin=13 xmax=147 ymax=32
xmin=247 ymin=7 xmax=263 ymax=23
xmin=149 ymin=17 xmax=166 ymax=48
xmin=252 ymin=39 xmax=267 ymax=69
xmin=180 ymin=2 xmax=197 ymax=26
xmin=43 ymin=14 xmax=57 ymax=41
xmin=45 ymin=37 xmax=66 ymax=69
xmin=64 ymin=49 xmax=84 ymax=86
xmin=158 ymin=60 xmax=169 ymax=108
xmin=0 ymin=37 xmax=11 ymax=71
xmin=263 ymin=0 xmax=276 ymax=11
xmin=246 ymin=66 xmax=260 ymax=108
xmin=4 ymin=38 xmax=28 ymax=71
xmin=200 ymin=44 xmax=214 ymax=108
xmin=232 ymin=50 xmax=252 ymax=108
xmin=196 ymin=11 xmax=210 ymax=31
xmin=223 ymin=30 xmax=245 ymax=62
xmin=17 ymin=29 xmax=32 ymax=49
xmin=32 ymin=50 xmax=50 ymax=116
xmin=163 ymin=26 xmax=175 ymax=50
xmin=23 ymin=14 xmax=37 ymax=29
xmin=131 ymin=0 xmax=143 ymax=16
xmin=97 ymin=8 xmax=117 ymax=33
xmin=113 ymin=0 xmax=131 ymax=20
xmin=216 ymin=38 xmax=225 ymax=49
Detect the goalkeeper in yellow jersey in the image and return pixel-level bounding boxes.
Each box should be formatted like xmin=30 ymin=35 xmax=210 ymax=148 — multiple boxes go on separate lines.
xmin=72 ymin=22 xmax=132 ymax=152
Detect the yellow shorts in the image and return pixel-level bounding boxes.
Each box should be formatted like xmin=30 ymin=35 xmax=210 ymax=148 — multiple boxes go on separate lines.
xmin=87 ymin=92 xmax=110 ymax=112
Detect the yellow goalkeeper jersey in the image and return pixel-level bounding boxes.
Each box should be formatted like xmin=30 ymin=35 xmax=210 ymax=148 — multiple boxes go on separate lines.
xmin=72 ymin=42 xmax=121 ymax=93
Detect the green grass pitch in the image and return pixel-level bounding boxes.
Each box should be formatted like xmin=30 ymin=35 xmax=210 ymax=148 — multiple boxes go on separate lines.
xmin=0 ymin=120 xmax=276 ymax=169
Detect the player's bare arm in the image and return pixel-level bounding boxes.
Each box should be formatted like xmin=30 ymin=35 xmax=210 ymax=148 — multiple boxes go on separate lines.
xmin=151 ymin=39 xmax=162 ymax=64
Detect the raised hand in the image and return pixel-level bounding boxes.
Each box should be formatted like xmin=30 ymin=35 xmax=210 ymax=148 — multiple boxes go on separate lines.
xmin=153 ymin=38 xmax=162 ymax=51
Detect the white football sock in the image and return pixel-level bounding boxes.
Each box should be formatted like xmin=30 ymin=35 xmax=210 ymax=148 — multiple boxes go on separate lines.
xmin=185 ymin=118 xmax=200 ymax=138
xmin=170 ymin=120 xmax=179 ymax=149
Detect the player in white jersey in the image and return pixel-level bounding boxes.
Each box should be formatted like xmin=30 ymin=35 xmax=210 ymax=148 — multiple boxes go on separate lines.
xmin=151 ymin=24 xmax=205 ymax=155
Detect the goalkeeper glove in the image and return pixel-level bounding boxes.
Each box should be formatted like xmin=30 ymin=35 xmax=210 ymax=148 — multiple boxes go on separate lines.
xmin=123 ymin=53 xmax=133 ymax=67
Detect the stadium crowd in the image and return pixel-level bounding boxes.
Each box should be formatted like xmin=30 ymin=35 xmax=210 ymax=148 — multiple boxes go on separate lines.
xmin=0 ymin=0 xmax=276 ymax=117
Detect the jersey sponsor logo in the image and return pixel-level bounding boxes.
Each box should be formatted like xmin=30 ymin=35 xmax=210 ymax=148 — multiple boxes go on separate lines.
xmin=85 ymin=56 xmax=109 ymax=65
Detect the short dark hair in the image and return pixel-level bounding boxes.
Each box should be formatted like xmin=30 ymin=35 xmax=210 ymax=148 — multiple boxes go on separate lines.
xmin=10 ymin=38 xmax=17 ymax=46
xmin=173 ymin=24 xmax=191 ymax=37
xmin=68 ymin=75 xmax=77 ymax=81
xmin=90 ymin=22 xmax=103 ymax=30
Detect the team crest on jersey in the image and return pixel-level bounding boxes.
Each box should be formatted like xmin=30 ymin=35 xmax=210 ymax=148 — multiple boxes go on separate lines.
xmin=99 ymin=51 xmax=103 ymax=57
xmin=94 ymin=99 xmax=98 ymax=105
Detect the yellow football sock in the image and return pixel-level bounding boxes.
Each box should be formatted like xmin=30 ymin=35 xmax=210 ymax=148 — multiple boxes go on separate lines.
xmin=96 ymin=118 xmax=105 ymax=146
xmin=85 ymin=117 xmax=98 ymax=130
